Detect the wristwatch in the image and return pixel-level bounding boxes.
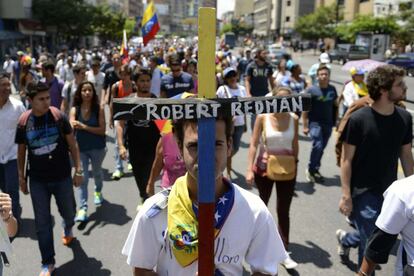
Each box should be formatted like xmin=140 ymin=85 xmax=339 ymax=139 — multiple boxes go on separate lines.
xmin=75 ymin=170 xmax=84 ymax=177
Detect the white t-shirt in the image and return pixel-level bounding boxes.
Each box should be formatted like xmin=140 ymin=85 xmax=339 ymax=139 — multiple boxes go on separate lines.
xmin=122 ymin=184 xmax=287 ymax=276
xmin=0 ymin=97 xmax=25 ymax=164
xmin=272 ymin=70 xmax=291 ymax=87
xmin=216 ymin=85 xmax=247 ymax=126
xmin=62 ymin=81 xmax=78 ymax=113
xmin=60 ymin=64 xmax=75 ymax=83
xmin=150 ymin=67 xmax=162 ymax=97
xmin=342 ymin=81 xmax=359 ymax=108
xmin=2 ymin=60 xmax=14 ymax=74
xmin=376 ymin=175 xmax=414 ymax=276
xmin=86 ymin=70 xmax=105 ymax=101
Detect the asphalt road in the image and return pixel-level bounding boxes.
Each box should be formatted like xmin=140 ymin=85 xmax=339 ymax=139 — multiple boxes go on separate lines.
xmin=8 ymin=52 xmax=412 ymax=276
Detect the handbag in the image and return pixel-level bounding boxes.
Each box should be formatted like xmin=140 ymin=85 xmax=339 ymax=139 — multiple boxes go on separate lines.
xmin=266 ymin=154 xmax=296 ymax=181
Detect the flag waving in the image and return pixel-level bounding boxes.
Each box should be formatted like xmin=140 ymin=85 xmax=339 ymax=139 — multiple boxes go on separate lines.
xmin=141 ymin=1 xmax=160 ymax=46
xmin=120 ymin=29 xmax=128 ymax=64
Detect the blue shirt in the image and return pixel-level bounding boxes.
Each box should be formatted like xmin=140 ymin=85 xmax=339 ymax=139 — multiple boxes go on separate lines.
xmin=161 ymin=72 xmax=194 ymax=98
xmin=306 ymin=84 xmax=337 ymax=126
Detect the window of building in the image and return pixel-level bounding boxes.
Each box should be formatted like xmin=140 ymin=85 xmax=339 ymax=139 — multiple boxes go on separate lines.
xmin=286 ymin=16 xmax=290 ymax=22
xmin=360 ymin=0 xmax=369 ymax=3
xmin=287 ymin=0 xmax=291 ymax=6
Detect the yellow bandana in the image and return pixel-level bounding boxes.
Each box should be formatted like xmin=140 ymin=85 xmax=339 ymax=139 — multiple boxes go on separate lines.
xmin=352 ymin=80 xmax=368 ymax=97
xmin=167 ymin=173 xmax=234 ymax=267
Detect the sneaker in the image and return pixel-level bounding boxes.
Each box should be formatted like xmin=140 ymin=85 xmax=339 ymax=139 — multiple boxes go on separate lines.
xmin=336 ymin=229 xmax=350 ymax=262
xmin=62 ymin=229 xmax=75 ymax=246
xmin=94 ymin=192 xmax=103 ymax=206
xmin=313 ymin=170 xmax=325 ymax=183
xmin=127 ymin=163 xmax=133 ymax=171
xmin=111 ymin=170 xmax=124 ymax=180
xmin=39 ymin=264 xmax=55 ymax=276
xmin=305 ymin=169 xmax=316 ymax=183
xmin=75 ymin=209 xmax=88 ymax=222
xmin=281 ymin=254 xmax=298 ymax=269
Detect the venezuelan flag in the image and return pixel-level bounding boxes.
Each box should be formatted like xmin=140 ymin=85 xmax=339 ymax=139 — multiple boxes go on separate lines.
xmin=141 ymin=1 xmax=160 ymax=46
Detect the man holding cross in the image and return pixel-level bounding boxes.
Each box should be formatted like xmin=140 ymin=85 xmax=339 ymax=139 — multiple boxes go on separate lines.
xmin=122 ymin=116 xmax=288 ymax=275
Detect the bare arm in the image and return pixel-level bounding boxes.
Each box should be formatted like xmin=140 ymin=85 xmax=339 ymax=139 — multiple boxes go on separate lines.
xmin=146 ymin=139 xmax=164 ymax=196
xmin=357 ymin=257 xmax=377 ymax=276
xmin=399 ymin=143 xmax=414 ymax=177
xmin=292 ymin=115 xmax=299 ymax=161
xmin=302 ymin=111 xmax=309 ymax=135
xmin=109 ymin=85 xmax=117 ymax=129
xmin=133 ymin=267 xmax=158 ymax=276
xmin=75 ymin=107 xmax=106 ymax=136
xmin=245 ymin=76 xmax=252 ymax=97
xmin=60 ymin=98 xmax=68 ymax=113
xmin=65 ymin=132 xmax=83 ymax=187
xmin=116 ymin=120 xmax=128 ymax=160
xmin=246 ymin=115 xmax=264 ymax=186
xmin=339 ymin=142 xmax=356 ymax=217
xmin=268 ymin=75 xmax=275 ymax=90
xmin=17 ymin=144 xmax=29 ymax=195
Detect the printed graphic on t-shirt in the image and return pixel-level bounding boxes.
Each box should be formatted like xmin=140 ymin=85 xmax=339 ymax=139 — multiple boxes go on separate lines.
xmin=26 ymin=120 xmax=59 ymax=156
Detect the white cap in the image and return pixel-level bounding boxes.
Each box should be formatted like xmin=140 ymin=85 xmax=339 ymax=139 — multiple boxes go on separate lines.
xmin=319 ymin=53 xmax=330 ymax=64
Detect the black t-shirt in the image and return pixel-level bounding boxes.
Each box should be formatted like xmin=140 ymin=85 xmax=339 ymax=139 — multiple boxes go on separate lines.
xmin=342 ymin=106 xmax=412 ymax=196
xmin=160 ymin=72 xmax=194 ymax=98
xmin=246 ymin=61 xmax=273 ymax=96
xmin=126 ymin=94 xmax=160 ymax=158
xmin=15 ymin=110 xmax=73 ymax=182
xmin=307 ymin=84 xmax=338 ymax=126
xmin=103 ymin=66 xmax=120 ymax=91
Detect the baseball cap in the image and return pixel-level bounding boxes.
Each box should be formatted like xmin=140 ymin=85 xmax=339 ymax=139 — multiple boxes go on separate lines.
xmin=350 ymin=67 xmax=366 ymax=76
xmin=223 ymin=67 xmax=237 ymax=78
xmin=319 ymin=53 xmax=330 ymax=64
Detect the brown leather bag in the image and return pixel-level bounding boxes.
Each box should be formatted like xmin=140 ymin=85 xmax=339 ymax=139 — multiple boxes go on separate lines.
xmin=266 ymin=154 xmax=296 ymax=181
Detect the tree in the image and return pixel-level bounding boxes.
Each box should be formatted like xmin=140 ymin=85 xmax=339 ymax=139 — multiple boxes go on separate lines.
xmin=335 ymin=15 xmax=400 ymax=43
xmin=294 ymin=4 xmax=341 ymax=40
xmin=32 ymin=0 xmax=96 ymax=38
xmin=91 ymin=5 xmax=127 ymax=41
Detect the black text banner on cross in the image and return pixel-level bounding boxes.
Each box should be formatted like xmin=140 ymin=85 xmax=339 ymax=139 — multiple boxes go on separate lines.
xmin=113 ymin=94 xmax=311 ymax=121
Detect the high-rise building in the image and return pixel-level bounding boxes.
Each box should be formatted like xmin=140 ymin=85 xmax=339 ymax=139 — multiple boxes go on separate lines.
xmin=253 ymin=0 xmax=271 ymax=36
xmin=124 ymin=0 xmax=143 ymax=17
xmin=280 ymin=0 xmax=315 ymax=36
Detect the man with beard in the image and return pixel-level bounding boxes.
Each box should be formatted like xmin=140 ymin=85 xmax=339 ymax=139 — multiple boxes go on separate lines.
xmin=337 ymin=65 xmax=414 ymax=269
xmin=245 ymin=48 xmax=274 ymax=130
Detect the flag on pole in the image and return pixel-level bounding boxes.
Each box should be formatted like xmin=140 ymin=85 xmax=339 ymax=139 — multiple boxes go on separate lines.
xmin=141 ymin=1 xmax=160 ymax=46
xmin=120 ymin=29 xmax=128 ymax=64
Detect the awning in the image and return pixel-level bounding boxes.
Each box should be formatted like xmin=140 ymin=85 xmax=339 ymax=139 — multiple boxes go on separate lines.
xmin=18 ymin=19 xmax=46 ymax=36
xmin=0 ymin=30 xmax=25 ymax=41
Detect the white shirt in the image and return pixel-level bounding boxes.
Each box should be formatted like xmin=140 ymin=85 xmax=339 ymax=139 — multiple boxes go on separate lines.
xmin=122 ymin=184 xmax=287 ymax=276
xmin=62 ymin=81 xmax=78 ymax=113
xmin=272 ymin=70 xmax=291 ymax=87
xmin=150 ymin=67 xmax=162 ymax=97
xmin=0 ymin=97 xmax=25 ymax=164
xmin=342 ymin=81 xmax=360 ymax=108
xmin=216 ymin=85 xmax=247 ymax=126
xmin=376 ymin=175 xmax=414 ymax=276
xmin=86 ymin=70 xmax=105 ymax=101
xmin=60 ymin=64 xmax=74 ymax=83
xmin=2 ymin=60 xmax=14 ymax=74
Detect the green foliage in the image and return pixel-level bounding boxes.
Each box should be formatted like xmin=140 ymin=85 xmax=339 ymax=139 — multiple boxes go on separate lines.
xmin=335 ymin=15 xmax=400 ymax=43
xmin=220 ymin=20 xmax=253 ymax=37
xmin=32 ymin=0 xmax=95 ymax=37
xmin=295 ymin=4 xmax=341 ymax=40
xmin=220 ymin=23 xmax=233 ymax=35
xmin=91 ymin=5 xmax=126 ymax=41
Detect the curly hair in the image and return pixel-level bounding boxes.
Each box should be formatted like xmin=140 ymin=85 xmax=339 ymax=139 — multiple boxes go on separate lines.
xmin=366 ymin=65 xmax=406 ymax=101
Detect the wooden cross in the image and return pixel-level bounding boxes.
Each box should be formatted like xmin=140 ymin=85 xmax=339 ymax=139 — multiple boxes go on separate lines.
xmin=113 ymin=7 xmax=311 ymax=276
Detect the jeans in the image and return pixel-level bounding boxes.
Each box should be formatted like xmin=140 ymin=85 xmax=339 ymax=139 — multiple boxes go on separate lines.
xmin=340 ymin=191 xmax=383 ymax=267
xmin=78 ymin=148 xmax=106 ymax=210
xmin=308 ymin=121 xmax=332 ymax=172
xmin=232 ymin=125 xmax=245 ymax=155
xmin=30 ymin=177 xmax=76 ymax=265
xmin=0 ymin=160 xmax=21 ymax=221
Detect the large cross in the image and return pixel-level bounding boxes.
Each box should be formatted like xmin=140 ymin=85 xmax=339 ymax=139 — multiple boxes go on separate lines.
xmin=114 ymin=7 xmax=311 ymax=276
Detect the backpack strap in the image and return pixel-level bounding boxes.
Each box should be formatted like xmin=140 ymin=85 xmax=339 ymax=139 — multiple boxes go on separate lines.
xmin=17 ymin=109 xmax=33 ymax=128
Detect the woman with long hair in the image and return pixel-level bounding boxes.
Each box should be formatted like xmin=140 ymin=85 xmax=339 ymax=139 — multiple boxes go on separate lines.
xmin=70 ymin=81 xmax=106 ymax=222
xmin=246 ymin=86 xmax=299 ymax=269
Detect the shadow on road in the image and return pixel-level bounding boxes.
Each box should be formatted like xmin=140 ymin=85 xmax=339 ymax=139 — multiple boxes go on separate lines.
xmin=77 ymin=200 xmax=132 ymax=235
xmin=289 ymin=241 xmax=333 ymax=269
xmin=102 ymin=168 xmax=133 ymax=182
xmin=295 ymin=175 xmax=340 ymax=195
xmin=55 ymin=239 xmax=111 ymax=275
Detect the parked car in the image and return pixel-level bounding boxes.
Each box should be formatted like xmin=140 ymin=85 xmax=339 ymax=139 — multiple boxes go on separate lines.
xmin=329 ymin=44 xmax=370 ymax=64
xmin=386 ymin=53 xmax=414 ymax=76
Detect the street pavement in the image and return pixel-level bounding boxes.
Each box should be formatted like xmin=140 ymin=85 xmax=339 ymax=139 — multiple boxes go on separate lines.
xmin=8 ymin=52 xmax=411 ymax=276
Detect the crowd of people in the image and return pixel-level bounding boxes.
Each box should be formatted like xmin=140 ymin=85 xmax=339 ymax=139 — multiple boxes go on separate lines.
xmin=0 ymin=39 xmax=413 ymax=276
